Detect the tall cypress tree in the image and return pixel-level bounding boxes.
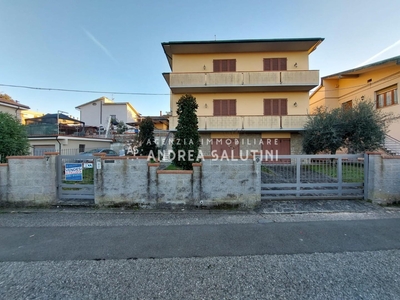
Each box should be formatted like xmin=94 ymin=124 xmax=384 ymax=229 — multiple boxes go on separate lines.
xmin=172 ymin=94 xmax=201 ymax=170
xmin=137 ymin=117 xmax=157 ymax=156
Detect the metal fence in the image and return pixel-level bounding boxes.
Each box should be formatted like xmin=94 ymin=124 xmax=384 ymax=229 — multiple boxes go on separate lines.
xmin=261 ymin=154 xmax=366 ymax=200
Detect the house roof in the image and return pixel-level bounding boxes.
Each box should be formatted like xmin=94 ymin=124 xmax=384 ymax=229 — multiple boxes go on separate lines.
xmin=310 ymin=55 xmax=400 ymax=98
xmin=162 ymin=38 xmax=324 ymax=69
xmin=75 ymin=96 xmax=140 ymax=116
xmin=75 ymin=97 xmax=113 ymax=109
xmin=321 ymin=55 xmax=400 ymax=80
xmin=0 ymin=96 xmax=30 ymax=110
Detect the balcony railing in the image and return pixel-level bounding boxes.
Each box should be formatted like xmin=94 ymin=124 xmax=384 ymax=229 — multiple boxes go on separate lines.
xmin=165 ymin=70 xmax=319 ymax=92
xmin=169 ymin=115 xmax=310 ymax=131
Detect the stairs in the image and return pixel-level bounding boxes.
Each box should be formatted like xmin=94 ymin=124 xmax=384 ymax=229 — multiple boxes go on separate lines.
xmin=383 ymin=135 xmax=400 ymax=155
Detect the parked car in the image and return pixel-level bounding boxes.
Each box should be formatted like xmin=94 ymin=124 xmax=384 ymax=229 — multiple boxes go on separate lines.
xmin=79 ymin=148 xmax=118 ymax=156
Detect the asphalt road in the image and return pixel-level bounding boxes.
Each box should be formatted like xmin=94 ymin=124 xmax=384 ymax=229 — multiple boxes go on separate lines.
xmin=0 ymin=209 xmax=399 ymax=299
xmin=1 ymin=218 xmax=400 ymax=262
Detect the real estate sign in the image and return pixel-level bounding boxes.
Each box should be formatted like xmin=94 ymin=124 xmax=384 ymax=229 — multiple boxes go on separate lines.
xmin=65 ymin=163 xmax=83 ymax=181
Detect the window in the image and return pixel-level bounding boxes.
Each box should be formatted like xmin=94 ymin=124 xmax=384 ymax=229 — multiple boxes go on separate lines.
xmin=264 ymin=99 xmax=288 ymax=115
xmin=79 ymin=144 xmax=85 ymax=153
xmin=263 ymin=58 xmax=287 ymax=71
xmin=213 ymin=59 xmax=236 ymax=72
xmin=376 ymin=86 xmax=398 ymax=108
xmin=213 ymin=100 xmax=236 ymax=116
xmin=342 ymin=100 xmax=353 ymax=110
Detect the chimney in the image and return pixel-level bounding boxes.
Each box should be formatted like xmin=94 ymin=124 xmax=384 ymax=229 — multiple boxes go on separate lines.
xmin=160 ymin=110 xmax=162 ymax=116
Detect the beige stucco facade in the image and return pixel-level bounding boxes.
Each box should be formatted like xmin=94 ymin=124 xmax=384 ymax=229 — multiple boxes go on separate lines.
xmin=310 ymin=56 xmax=400 ymax=140
xmin=162 ymin=38 xmax=323 ymax=154
xmin=0 ymin=98 xmax=30 ymax=121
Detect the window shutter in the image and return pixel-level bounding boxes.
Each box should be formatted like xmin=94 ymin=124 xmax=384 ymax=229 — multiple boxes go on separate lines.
xmin=263 ymin=59 xmax=271 ymax=71
xmin=272 ymin=59 xmax=279 ymax=71
xmin=213 ymin=59 xmax=236 ymax=72
xmin=229 ymin=60 xmax=236 ymax=72
xmin=264 ymin=58 xmax=287 ymax=71
xmin=229 ymin=100 xmax=236 ymax=115
xmin=279 ymin=58 xmax=287 ymax=71
xmin=264 ymin=99 xmax=272 ymax=115
xmin=213 ymin=100 xmax=221 ymax=116
xmin=280 ymin=99 xmax=287 ymax=115
xmin=213 ymin=60 xmax=219 ymax=72
xmin=272 ymin=99 xmax=280 ymax=115
xmin=221 ymin=100 xmax=229 ymax=115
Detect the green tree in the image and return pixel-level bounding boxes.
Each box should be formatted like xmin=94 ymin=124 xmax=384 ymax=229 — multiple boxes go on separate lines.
xmin=137 ymin=117 xmax=157 ymax=156
xmin=116 ymin=121 xmax=127 ymax=134
xmin=172 ymin=94 xmax=201 ymax=170
xmin=0 ymin=112 xmax=30 ymax=163
xmin=303 ymin=101 xmax=394 ymax=154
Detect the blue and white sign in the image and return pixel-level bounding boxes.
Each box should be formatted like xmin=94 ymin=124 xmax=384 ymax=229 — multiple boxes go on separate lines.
xmin=65 ymin=163 xmax=83 ymax=181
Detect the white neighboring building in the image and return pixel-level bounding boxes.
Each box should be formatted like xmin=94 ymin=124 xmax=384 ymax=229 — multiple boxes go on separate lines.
xmin=75 ymin=97 xmax=141 ymax=127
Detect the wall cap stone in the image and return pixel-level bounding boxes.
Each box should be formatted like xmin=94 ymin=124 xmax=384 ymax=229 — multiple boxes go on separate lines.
xmin=203 ymin=156 xmax=254 ymax=160
xmin=6 ymin=156 xmax=44 ymax=159
xmin=382 ymin=155 xmax=400 ymax=159
xmin=0 ymin=163 xmax=8 ymax=166
xmin=44 ymin=152 xmax=59 ymax=155
xmin=148 ymin=163 xmax=160 ymax=167
xmin=157 ymin=170 xmax=193 ymax=175
xmin=365 ymin=152 xmax=382 ymax=155
xmin=192 ymin=163 xmax=202 ymax=167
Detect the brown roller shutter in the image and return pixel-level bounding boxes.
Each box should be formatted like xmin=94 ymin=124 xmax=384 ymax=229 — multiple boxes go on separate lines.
xmin=213 ymin=100 xmax=221 ymax=116
xmin=264 ymin=99 xmax=272 ymax=115
xmin=280 ymin=99 xmax=288 ymax=115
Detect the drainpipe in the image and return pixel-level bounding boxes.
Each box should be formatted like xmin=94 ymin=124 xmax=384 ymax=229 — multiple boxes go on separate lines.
xmin=15 ymin=106 xmax=21 ymax=121
xmin=55 ymin=136 xmax=61 ymax=154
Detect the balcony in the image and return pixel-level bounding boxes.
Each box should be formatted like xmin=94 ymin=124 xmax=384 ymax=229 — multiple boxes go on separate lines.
xmin=169 ymin=115 xmax=310 ymax=131
xmin=163 ymin=70 xmax=319 ymax=93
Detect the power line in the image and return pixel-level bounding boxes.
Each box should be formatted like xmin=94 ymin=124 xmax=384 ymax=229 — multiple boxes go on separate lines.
xmin=0 ymin=83 xmax=170 ymax=96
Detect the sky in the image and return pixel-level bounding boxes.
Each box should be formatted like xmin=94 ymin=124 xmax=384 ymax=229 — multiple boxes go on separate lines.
xmin=1 ymin=0 xmax=400 ymax=119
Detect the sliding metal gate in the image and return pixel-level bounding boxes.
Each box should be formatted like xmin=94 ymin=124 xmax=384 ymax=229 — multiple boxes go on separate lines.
xmin=261 ymin=154 xmax=367 ymax=200
xmin=56 ymin=155 xmax=95 ymax=202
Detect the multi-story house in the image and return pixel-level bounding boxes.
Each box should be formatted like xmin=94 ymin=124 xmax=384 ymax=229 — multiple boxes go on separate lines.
xmin=0 ymin=95 xmax=30 ymax=120
xmin=310 ymin=55 xmax=400 ymax=151
xmin=75 ymin=96 xmax=140 ymax=128
xmin=162 ymin=38 xmax=324 ymax=156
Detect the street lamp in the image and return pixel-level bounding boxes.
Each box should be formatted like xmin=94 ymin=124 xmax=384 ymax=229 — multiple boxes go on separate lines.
xmin=57 ymin=110 xmax=69 ymax=135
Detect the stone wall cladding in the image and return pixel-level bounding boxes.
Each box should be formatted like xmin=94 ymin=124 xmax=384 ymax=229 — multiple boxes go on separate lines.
xmin=156 ymin=171 xmax=193 ymax=205
xmin=200 ymin=158 xmax=261 ymax=207
xmin=290 ymin=133 xmax=303 ymax=155
xmin=95 ymin=157 xmax=150 ymax=206
xmin=367 ymin=154 xmax=400 ymax=205
xmin=4 ymin=155 xmax=57 ymax=205
xmin=0 ymin=164 xmax=8 ymax=203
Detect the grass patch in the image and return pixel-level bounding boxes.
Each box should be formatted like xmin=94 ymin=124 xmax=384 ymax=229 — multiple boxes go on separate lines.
xmin=261 ymin=165 xmax=274 ymax=174
xmin=307 ymin=164 xmax=364 ymax=182
xmin=165 ymin=164 xmax=183 ymax=171
xmin=63 ymin=168 xmax=94 ymax=184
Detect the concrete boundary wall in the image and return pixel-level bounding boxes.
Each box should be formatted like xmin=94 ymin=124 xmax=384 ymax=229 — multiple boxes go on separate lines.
xmin=95 ymin=157 xmax=261 ymax=208
xmin=0 ymin=155 xmax=57 ymax=206
xmin=367 ymin=153 xmax=400 ymax=205
xmin=1 ymin=152 xmax=398 ymax=207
